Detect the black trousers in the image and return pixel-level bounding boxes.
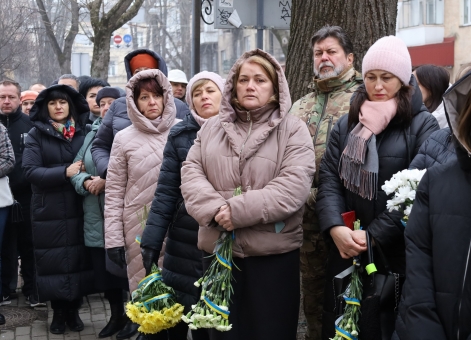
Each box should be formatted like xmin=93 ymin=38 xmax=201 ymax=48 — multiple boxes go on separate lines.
xmin=1 ymin=195 xmax=36 ymax=297
xmin=51 ymin=298 xmax=82 ymax=311
xmin=203 ymin=249 xmax=300 ymax=340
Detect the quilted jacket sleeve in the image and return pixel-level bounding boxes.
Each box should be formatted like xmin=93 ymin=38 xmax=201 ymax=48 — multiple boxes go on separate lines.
xmin=91 ymin=101 xmax=117 ymax=179
xmin=181 ymin=124 xmax=227 ymax=227
xmin=401 ymin=171 xmax=447 ymax=339
xmin=70 ymin=136 xmax=92 ymax=196
xmin=316 ymin=116 xmax=348 ymax=233
xmin=226 ymin=119 xmax=316 ymax=228
xmin=368 ymin=113 xmax=439 ymax=249
xmin=141 ymin=136 xmax=180 ymax=252
xmin=23 ymin=128 xmax=68 ymax=189
xmin=104 ymin=133 xmax=128 ymax=248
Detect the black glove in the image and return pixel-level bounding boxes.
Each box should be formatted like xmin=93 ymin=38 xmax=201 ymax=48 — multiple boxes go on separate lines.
xmin=141 ymin=247 xmax=158 ymax=275
xmin=107 ymin=247 xmax=126 ymax=268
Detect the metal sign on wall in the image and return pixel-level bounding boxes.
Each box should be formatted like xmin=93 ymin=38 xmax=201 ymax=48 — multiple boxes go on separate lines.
xmin=214 ymin=0 xmax=291 ymax=29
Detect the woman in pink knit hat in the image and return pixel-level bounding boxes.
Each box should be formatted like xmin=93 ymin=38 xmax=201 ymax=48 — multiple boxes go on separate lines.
xmin=316 ymin=35 xmax=439 ymax=340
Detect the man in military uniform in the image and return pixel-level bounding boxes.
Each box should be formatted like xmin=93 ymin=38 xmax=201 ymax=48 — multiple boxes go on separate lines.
xmin=290 ymin=25 xmax=362 ymax=339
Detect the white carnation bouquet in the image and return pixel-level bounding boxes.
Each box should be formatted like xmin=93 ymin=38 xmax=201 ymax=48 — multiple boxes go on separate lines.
xmin=381 ymin=169 xmax=426 ymax=223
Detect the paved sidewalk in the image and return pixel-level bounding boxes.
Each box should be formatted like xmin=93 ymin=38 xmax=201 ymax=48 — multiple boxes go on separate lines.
xmin=0 ymin=293 xmax=306 ymax=340
xmin=0 ymin=292 xmax=138 ymax=340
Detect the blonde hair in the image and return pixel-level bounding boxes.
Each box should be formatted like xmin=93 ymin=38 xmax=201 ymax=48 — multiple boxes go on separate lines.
xmin=191 ymin=79 xmax=211 ymax=97
xmin=231 ymin=55 xmax=279 ymax=110
xmin=458 ymin=92 xmax=471 ymax=152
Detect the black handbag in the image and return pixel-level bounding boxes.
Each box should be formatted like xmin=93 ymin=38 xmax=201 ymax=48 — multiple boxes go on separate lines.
xmin=359 ymin=231 xmax=404 ymax=340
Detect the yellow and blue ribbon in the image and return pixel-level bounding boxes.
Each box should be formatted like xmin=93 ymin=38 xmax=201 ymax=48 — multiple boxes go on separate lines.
xmin=203 ymin=296 xmax=230 ymax=320
xmin=142 ymin=293 xmax=171 ymax=311
xmin=343 ymin=296 xmax=361 ymax=307
xmin=216 ymin=252 xmax=232 ymax=270
xmin=335 ymin=325 xmax=358 ymax=340
xmin=138 ymin=272 xmax=162 ymax=289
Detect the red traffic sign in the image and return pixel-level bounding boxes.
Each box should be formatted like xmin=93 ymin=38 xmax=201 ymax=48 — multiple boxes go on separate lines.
xmin=113 ymin=35 xmax=122 ymax=44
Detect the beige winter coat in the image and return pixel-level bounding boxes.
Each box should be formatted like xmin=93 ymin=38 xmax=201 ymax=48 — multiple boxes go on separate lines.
xmin=104 ymin=69 xmax=178 ymax=292
xmin=181 ymin=49 xmax=316 ymax=258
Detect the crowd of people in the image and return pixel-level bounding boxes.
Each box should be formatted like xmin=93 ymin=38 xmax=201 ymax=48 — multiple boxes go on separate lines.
xmin=0 ymin=24 xmax=469 ymax=340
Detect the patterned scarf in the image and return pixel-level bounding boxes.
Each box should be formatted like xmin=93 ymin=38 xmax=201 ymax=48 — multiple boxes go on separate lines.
xmin=339 ymin=98 xmax=397 ymax=200
xmin=49 ymin=118 xmax=76 ymax=141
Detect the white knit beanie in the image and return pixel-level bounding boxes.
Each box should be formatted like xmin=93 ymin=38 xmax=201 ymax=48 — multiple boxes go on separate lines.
xmin=362 ymin=36 xmax=412 ymax=85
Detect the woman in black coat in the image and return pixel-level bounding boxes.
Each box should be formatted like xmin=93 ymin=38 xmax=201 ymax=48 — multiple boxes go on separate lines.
xmin=140 ymin=71 xmax=224 ymax=340
xmin=393 ymin=72 xmax=471 ymax=340
xmin=22 ymin=85 xmax=94 ymax=334
xmin=316 ymin=36 xmax=439 ymax=340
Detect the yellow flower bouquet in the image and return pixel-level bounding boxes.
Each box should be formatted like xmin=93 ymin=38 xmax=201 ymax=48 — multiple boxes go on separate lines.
xmin=126 ymin=264 xmax=184 ymax=334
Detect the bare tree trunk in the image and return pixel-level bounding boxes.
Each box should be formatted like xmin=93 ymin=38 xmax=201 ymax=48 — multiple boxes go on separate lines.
xmin=285 ymin=0 xmax=398 ymax=102
xmin=179 ymin=0 xmax=192 ymax=75
xmin=88 ymin=0 xmax=145 ymax=80
xmin=35 ymin=0 xmax=79 ymax=75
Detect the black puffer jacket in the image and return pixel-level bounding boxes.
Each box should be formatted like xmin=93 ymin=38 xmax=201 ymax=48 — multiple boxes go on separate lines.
xmin=0 ymin=107 xmax=33 ymax=198
xmin=141 ymin=112 xmax=203 ymax=311
xmin=22 ymin=85 xmax=94 ymax=302
xmin=409 ymin=127 xmax=456 ymax=169
xmin=316 ymin=77 xmax=439 ymax=340
xmin=91 ymin=49 xmax=190 ymax=178
xmin=393 ymin=72 xmax=471 ymax=340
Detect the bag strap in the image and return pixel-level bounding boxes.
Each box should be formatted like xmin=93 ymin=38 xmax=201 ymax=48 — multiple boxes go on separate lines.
xmin=365 ymin=230 xmax=393 ymax=278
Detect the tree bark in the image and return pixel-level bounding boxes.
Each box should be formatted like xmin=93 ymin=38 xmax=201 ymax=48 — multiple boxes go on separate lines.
xmin=285 ymin=0 xmax=398 ymax=102
xmin=88 ymin=0 xmax=145 ymax=80
xmin=35 ymin=0 xmax=79 ymax=75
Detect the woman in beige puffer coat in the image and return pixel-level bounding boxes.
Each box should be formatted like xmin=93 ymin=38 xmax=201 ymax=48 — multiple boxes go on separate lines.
xmin=181 ymin=49 xmax=316 ymax=340
xmin=104 ymin=69 xmax=178 ymax=294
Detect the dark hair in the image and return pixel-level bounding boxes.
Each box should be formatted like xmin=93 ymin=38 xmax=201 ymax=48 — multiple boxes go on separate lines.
xmin=348 ymin=85 xmax=414 ymax=128
xmin=38 ymin=90 xmax=78 ymax=123
xmin=59 ymin=74 xmax=80 ymax=86
xmin=0 ymin=80 xmax=21 ymax=97
xmin=458 ymin=90 xmax=471 ymax=152
xmin=310 ymin=25 xmax=354 ymax=56
xmin=133 ymin=78 xmax=164 ymax=108
xmin=414 ymin=64 xmax=450 ymax=112
xmin=78 ymin=77 xmax=109 ymax=98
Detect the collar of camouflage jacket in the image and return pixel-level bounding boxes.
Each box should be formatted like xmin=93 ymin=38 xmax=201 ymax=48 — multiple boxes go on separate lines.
xmin=310 ymin=66 xmax=362 ymax=93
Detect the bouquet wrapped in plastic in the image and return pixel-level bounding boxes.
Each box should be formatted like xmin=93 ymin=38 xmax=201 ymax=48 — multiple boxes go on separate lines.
xmin=126 ymin=265 xmax=184 ymax=334
xmin=382 ymin=168 xmax=426 ymax=224
xmin=331 ymin=219 xmax=363 ymax=340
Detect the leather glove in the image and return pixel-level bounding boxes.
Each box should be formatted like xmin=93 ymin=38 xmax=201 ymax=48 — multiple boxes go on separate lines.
xmin=107 ymin=247 xmax=126 ymax=268
xmin=141 ymin=247 xmax=158 ymax=275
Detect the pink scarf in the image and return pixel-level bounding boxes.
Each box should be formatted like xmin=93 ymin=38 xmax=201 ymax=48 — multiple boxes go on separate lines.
xmin=339 ymin=98 xmax=397 ymax=200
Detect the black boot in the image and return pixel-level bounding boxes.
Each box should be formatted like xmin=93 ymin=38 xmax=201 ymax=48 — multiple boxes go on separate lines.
xmin=99 ymin=302 xmax=126 ymax=338
xmin=116 ymin=317 xmax=139 ymax=340
xmin=0 ymin=313 xmax=5 ymax=325
xmin=66 ymin=309 xmax=84 ymax=332
xmin=49 ymin=309 xmax=66 ymax=334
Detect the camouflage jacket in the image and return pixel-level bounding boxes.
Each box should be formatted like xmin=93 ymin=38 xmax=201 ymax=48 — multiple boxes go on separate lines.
xmin=290 ymin=67 xmax=362 ymax=233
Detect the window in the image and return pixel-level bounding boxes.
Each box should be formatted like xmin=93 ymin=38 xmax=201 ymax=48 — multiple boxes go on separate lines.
xmin=398 ymin=0 xmax=443 ymax=28
xmin=108 ymin=61 xmax=117 ymax=76
xmin=244 ymin=36 xmax=250 ymax=52
xmin=465 ymin=0 xmax=471 ymax=24
xmin=136 ymin=32 xmax=144 ymax=47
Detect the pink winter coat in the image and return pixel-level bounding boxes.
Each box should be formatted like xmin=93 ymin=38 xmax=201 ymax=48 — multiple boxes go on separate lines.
xmin=104 ymin=69 xmax=178 ymax=292
xmin=180 ymin=49 xmax=316 ymax=258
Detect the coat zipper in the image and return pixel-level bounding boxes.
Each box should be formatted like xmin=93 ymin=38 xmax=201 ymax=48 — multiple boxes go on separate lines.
xmin=312 ymin=94 xmax=329 ymax=146
xmin=457 ymin=235 xmax=471 ymax=339
xmin=239 ymin=111 xmax=253 ymax=161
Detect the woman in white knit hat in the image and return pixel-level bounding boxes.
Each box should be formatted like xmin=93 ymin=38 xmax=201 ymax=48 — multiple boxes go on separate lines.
xmin=316 ymin=36 xmax=439 ymax=340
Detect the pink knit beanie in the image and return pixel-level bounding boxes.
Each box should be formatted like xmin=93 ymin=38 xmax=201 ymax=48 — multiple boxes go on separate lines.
xmin=362 ymin=36 xmax=412 ymax=85
xmin=185 ymin=71 xmax=225 ymax=110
